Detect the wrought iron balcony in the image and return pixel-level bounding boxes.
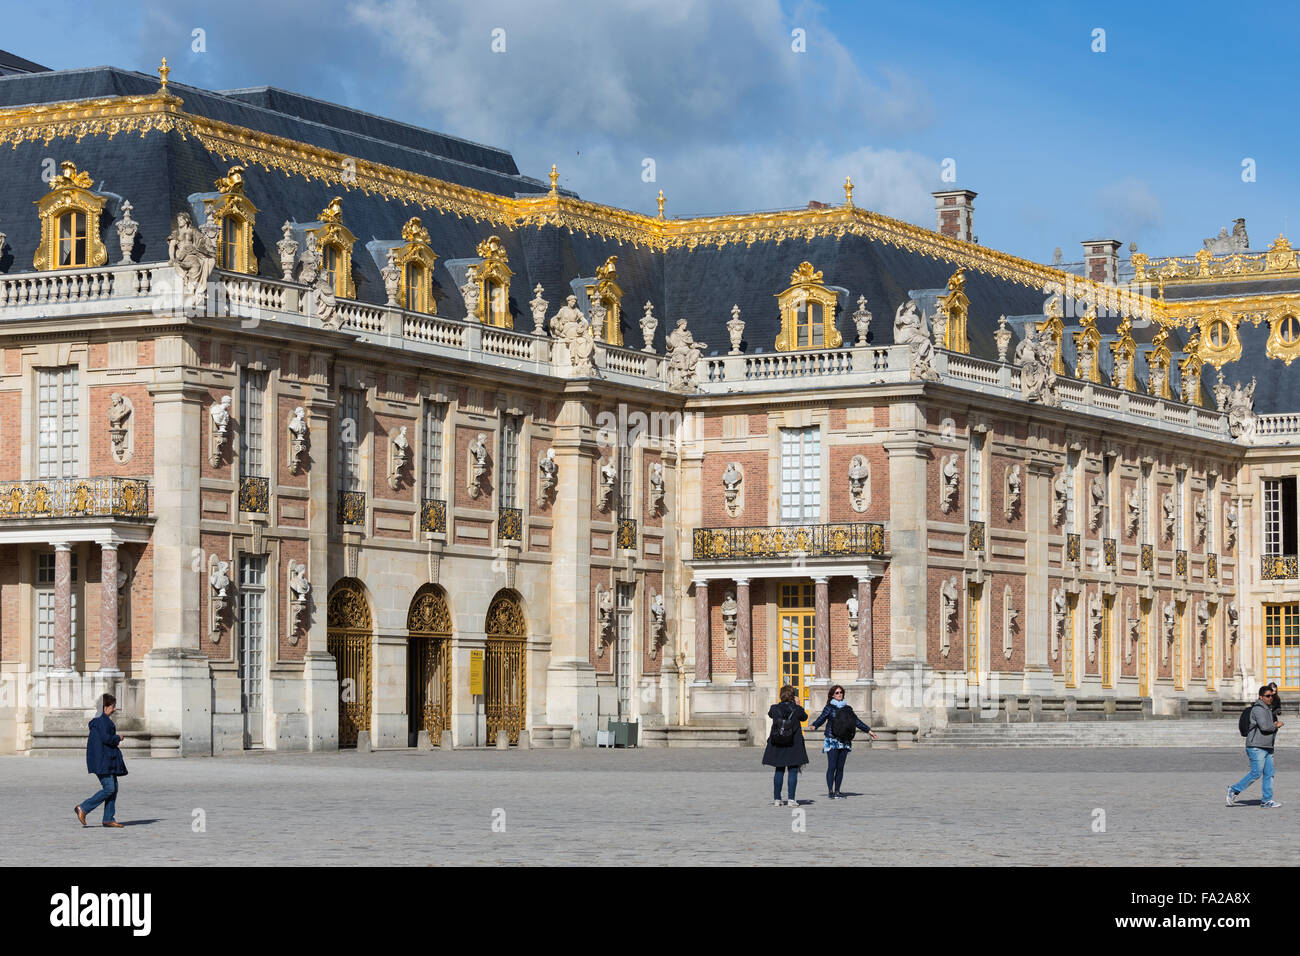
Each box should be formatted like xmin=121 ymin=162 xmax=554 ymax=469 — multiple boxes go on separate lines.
xmin=238 ymin=475 xmax=269 ymax=514
xmin=693 ymin=522 xmax=885 ymax=561
xmin=420 ymin=497 xmax=446 ymax=533
xmin=968 ymin=520 xmax=985 ymax=553
xmin=617 ymin=517 xmax=638 ymax=551
xmin=0 ymin=477 xmax=149 ymax=520
xmin=337 ymin=490 xmax=366 ymax=526
xmin=1066 ymin=533 xmax=1081 ymax=564
xmin=1176 ymin=549 xmax=1188 ymax=577
xmin=1262 ymin=554 xmax=1298 ymax=580
xmin=498 ymin=507 xmax=522 ymax=541
xmin=1103 ymin=537 xmax=1116 ymax=568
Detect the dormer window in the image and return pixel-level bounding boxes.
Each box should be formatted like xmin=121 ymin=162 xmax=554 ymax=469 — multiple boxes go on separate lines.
xmin=395 ymin=217 xmax=438 ymax=314
xmin=308 ymin=197 xmax=357 ymax=299
xmin=204 ymin=166 xmax=258 ymax=275
xmin=586 ymin=255 xmax=624 ymax=345
xmin=474 ymin=235 xmax=514 ymax=328
xmin=34 ymin=161 xmax=106 ymax=271
xmin=775 ymin=261 xmax=841 ymax=351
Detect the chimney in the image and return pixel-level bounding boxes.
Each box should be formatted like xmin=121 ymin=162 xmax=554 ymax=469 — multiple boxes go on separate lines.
xmin=933 ymin=189 xmax=976 ymax=242
xmin=1082 ymin=239 xmax=1122 ymax=284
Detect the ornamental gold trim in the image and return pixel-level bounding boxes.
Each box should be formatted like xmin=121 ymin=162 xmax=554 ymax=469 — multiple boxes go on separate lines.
xmin=307 ymin=196 xmax=357 ymax=299
xmin=1265 ymin=304 xmax=1300 ymax=366
xmin=33 ymin=161 xmax=107 ymax=271
xmin=1109 ymin=315 xmax=1139 ymax=390
xmin=475 ymin=235 xmax=513 ymax=328
xmin=586 ymin=255 xmax=623 ymax=346
xmin=937 ymin=268 xmax=970 ymax=354
xmin=394 ymin=217 xmax=438 ymax=314
xmin=205 ymin=165 xmax=257 ymax=275
xmin=1073 ymin=305 xmax=1101 ymax=382
xmin=775 ymin=261 xmax=842 ymax=352
xmin=1196 ymin=309 xmax=1241 ymax=368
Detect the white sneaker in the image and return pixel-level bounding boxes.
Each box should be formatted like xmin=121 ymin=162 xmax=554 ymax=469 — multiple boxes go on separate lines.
xmin=787 ymin=798 xmax=799 ymax=807
xmin=1226 ymin=787 xmax=1239 ymax=807
xmin=1261 ymin=800 xmax=1282 ymax=809
xmin=773 ymin=799 xmax=782 ymax=807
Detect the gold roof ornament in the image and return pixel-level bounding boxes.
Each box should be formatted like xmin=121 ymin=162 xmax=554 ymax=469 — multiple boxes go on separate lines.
xmin=307 ymin=196 xmax=357 ymax=298
xmin=51 ymin=160 xmax=93 ymax=191
xmin=548 ymin=164 xmax=558 ymax=196
xmin=1109 ymin=315 xmax=1139 ymax=390
xmin=214 ymin=165 xmax=246 ymax=195
xmin=788 ymin=261 xmax=823 ymax=286
xmin=319 ymin=196 xmax=345 ymax=223
xmin=402 ymin=216 xmax=431 ymax=245
xmin=587 ymin=255 xmax=624 ymax=346
xmin=476 ymin=234 xmax=507 ymax=262
xmin=473 ymin=235 xmax=513 ymax=328
xmin=1179 ymin=328 xmax=1205 ymax=405
xmin=205 ymin=165 xmax=257 ymax=273
xmin=844 ymin=177 xmax=854 ymax=207
xmin=775 ymin=260 xmax=841 ymax=351
xmin=158 ymin=57 xmax=169 ymax=93
xmin=936 ymin=266 xmax=970 ymax=353
xmin=657 ymin=190 xmax=665 ymax=219
xmin=33 ymin=160 xmax=107 ymax=271
xmin=1072 ymin=304 xmax=1101 ymax=382
xmin=1037 ymin=295 xmax=1067 ymax=375
xmin=1266 ymin=234 xmax=1297 ymax=271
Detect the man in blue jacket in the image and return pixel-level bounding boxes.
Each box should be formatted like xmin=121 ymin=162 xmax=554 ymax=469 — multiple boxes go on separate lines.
xmin=1227 ymin=685 xmax=1283 ymax=809
xmin=74 ymin=693 xmax=127 ymax=828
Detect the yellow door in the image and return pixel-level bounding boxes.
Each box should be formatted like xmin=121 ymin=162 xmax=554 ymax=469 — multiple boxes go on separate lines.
xmin=779 ymin=582 xmax=816 ymax=723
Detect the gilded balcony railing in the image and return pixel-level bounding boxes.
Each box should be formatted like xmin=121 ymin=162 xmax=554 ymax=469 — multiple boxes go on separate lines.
xmin=0 ymin=477 xmax=149 ymax=520
xmin=1262 ymin=554 xmax=1298 ymax=580
xmin=498 ymin=507 xmax=523 ymax=541
xmin=337 ymin=490 xmax=366 ymax=526
xmin=968 ymin=520 xmax=985 ymax=553
xmin=617 ymin=517 xmax=638 ymax=551
xmin=238 ymin=475 xmax=269 ymax=514
xmin=420 ymin=497 xmax=447 ymax=533
xmin=693 ymin=522 xmax=885 ymax=561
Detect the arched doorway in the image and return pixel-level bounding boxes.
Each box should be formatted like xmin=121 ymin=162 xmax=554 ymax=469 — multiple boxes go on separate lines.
xmin=484 ymin=590 xmax=526 ymax=745
xmin=327 ymin=579 xmax=372 ymax=748
xmin=407 ymin=585 xmax=452 ymax=747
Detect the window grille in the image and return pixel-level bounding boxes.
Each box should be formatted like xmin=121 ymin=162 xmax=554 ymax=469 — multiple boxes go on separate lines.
xmin=780 ymin=427 xmax=821 ymax=524
xmin=38 ymin=367 xmax=79 ymax=479
xmin=238 ymin=555 xmax=266 ymax=715
xmin=240 ymin=369 xmax=266 ymax=476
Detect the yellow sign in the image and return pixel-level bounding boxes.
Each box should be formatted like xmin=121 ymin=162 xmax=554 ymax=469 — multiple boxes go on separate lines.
xmin=469 ymin=650 xmax=484 ymax=696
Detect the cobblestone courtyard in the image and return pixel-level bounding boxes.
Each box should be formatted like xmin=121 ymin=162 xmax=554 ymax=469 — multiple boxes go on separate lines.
xmin=4 ymin=747 xmax=1283 ymax=866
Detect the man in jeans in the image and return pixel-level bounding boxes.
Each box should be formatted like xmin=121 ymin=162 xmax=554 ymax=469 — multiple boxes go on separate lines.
xmin=74 ymin=693 xmax=127 ymax=828
xmin=1227 ymin=685 xmax=1283 ymax=809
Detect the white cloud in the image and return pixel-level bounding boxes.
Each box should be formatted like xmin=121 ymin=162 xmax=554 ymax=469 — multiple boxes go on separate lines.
xmin=1093 ymin=178 xmax=1164 ymax=243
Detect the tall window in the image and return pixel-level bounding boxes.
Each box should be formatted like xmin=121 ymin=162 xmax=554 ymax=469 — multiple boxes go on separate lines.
xmin=1101 ymin=595 xmax=1113 ymax=688
xmin=1065 ymin=450 xmax=1079 ymax=533
xmin=238 ymin=555 xmax=266 ymax=717
xmin=618 ymin=437 xmax=634 ymax=516
xmin=1102 ymin=455 xmax=1114 ymax=536
xmin=38 ymin=367 xmax=79 ymax=478
xmin=423 ymin=402 xmax=446 ymax=500
xmin=36 ymin=551 xmax=78 ymax=671
xmin=498 ymin=415 xmax=522 ymax=508
xmin=57 ymin=211 xmax=88 ymax=267
xmin=240 ymin=369 xmax=266 ymax=477
xmin=780 ymin=426 xmax=821 ymax=524
xmin=1207 ymin=475 xmax=1217 ymax=552
xmin=1263 ymin=477 xmax=1297 ymax=556
xmin=219 ymin=216 xmax=241 ymax=270
xmin=1140 ymin=462 xmax=1151 ymax=545
xmin=616 ymin=583 xmax=634 ymax=718
xmin=338 ymin=388 xmax=364 ymax=493
xmin=403 ymin=263 xmax=427 ymax=312
xmin=968 ymin=432 xmax=984 ymax=522
xmin=1265 ymin=603 xmax=1300 ymax=691
xmin=1175 ymin=469 xmax=1186 ymax=549
xmin=795 ymin=301 xmax=825 ymax=348
xmin=322 ymin=244 xmax=339 ymax=293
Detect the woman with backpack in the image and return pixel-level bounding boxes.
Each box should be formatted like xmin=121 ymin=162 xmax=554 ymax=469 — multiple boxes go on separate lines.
xmin=811 ymin=685 xmax=878 ymax=799
xmin=762 ymin=685 xmax=808 ymax=807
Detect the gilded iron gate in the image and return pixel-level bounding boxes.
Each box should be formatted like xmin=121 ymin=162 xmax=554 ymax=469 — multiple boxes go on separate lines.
xmin=484 ymin=591 xmax=526 ymax=745
xmin=407 ymin=586 xmax=452 ymax=746
xmin=327 ymin=580 xmax=372 ymax=749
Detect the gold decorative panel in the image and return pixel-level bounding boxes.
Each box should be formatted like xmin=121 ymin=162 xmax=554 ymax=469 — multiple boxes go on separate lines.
xmin=34 ymin=161 xmax=107 ymax=271
xmin=327 ymin=579 xmax=372 ymax=749
xmin=0 ymin=477 xmax=148 ymax=519
xmin=1073 ymin=305 xmax=1101 ymax=382
xmin=692 ymin=522 xmax=884 ymax=560
xmin=585 ymin=255 xmax=623 ymax=346
xmin=1036 ymin=296 xmax=1067 ymax=375
xmin=407 ymin=585 xmax=452 ymax=635
xmin=1265 ymin=305 xmax=1300 ymax=366
xmin=775 ymin=261 xmax=841 ymax=351
xmin=1197 ymin=309 xmax=1241 ymax=368
xmin=307 ymin=196 xmax=357 ymax=298
xmin=1178 ymin=328 xmax=1204 ymax=405
xmin=204 ymin=165 xmax=258 ymax=274
xmin=1145 ymin=328 xmax=1173 ymax=399
xmin=936 ymin=268 xmax=970 ymax=353
xmin=394 ymin=217 xmax=438 ymax=314
xmin=1109 ymin=316 xmax=1138 ymax=390
xmin=484 ymin=591 xmax=526 ymax=746
xmin=474 ymin=235 xmax=514 ymax=328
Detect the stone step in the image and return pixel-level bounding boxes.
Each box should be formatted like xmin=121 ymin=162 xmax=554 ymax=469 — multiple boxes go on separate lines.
xmin=641 ymin=725 xmax=750 ymax=748
xmin=920 ymin=718 xmax=1245 ymax=746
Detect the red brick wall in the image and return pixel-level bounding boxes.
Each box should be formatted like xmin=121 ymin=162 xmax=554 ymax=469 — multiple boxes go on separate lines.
xmin=927 ymin=449 xmax=963 ymax=523
xmin=590 ymin=571 xmax=612 ymax=674
xmin=990 ymin=456 xmax=1023 ymax=533
xmin=991 ymin=573 xmax=1026 ymax=672
xmin=530 ymin=437 xmax=552 ymax=515
xmin=702 ymin=451 xmax=766 ymax=527
xmin=90 ymin=386 xmax=153 ymax=476
xmin=278 ymin=539 xmax=307 ymax=662
xmin=0 ymin=546 xmax=17 ymax=662
xmin=137 ymin=341 xmax=154 ymax=366
xmin=642 ymin=570 xmax=663 ymax=675
xmin=0 ymin=392 xmax=19 ymax=481
xmin=88 ymin=343 xmax=107 ymax=369
xmin=125 ymin=539 xmax=154 ymax=663
xmin=276 ymin=397 xmax=309 ymax=489
xmin=454 ymin=427 xmax=493 ymax=510
xmin=372 ymin=412 xmax=417 ymax=504
xmin=454 ymin=517 xmax=491 ymax=548
xmin=201 ymin=532 xmax=233 ymax=660
xmin=707 ymin=579 xmax=734 ymax=676
xmin=643 ymin=451 xmax=662 ymax=529
xmin=202 ymin=388 xmax=234 ymax=479
xmin=827 ymin=444 xmax=889 ymax=522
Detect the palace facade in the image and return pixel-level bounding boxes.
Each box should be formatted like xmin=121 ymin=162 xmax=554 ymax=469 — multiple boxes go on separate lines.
xmin=0 ymin=57 xmax=1295 ymax=755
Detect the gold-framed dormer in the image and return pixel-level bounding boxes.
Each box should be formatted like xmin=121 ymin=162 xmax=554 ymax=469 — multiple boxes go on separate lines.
xmin=1146 ymin=327 xmax=1173 ymax=399
xmin=1178 ymin=328 xmax=1204 ymax=405
xmin=1109 ymin=315 xmax=1139 ymax=390
xmin=1036 ymin=295 xmax=1067 ymax=375
xmin=775 ymin=261 xmax=841 ymax=351
xmin=586 ymin=255 xmax=624 ymax=346
xmin=1073 ymin=304 xmax=1101 ymax=382
xmin=1197 ymin=308 xmax=1241 ymax=368
xmin=395 ymin=217 xmax=438 ymax=314
xmin=474 ymin=235 xmax=513 ymax=328
xmin=307 ymin=196 xmax=357 ymax=299
xmin=1265 ymin=303 xmax=1300 ymax=366
xmin=204 ymin=165 xmax=258 ymax=274
xmin=34 ymin=161 xmax=107 ymax=271
xmin=936 ymin=268 xmax=970 ymax=353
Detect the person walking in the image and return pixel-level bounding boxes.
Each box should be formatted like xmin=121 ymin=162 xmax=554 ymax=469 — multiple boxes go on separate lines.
xmin=811 ymin=685 xmax=877 ymax=799
xmin=1227 ymin=685 xmax=1283 ymax=809
xmin=1268 ymin=682 xmax=1284 ymax=720
xmin=75 ymin=693 xmax=127 ymax=828
xmin=762 ymin=685 xmax=808 ymax=807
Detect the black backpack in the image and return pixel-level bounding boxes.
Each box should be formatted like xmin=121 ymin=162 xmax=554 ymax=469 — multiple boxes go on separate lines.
xmin=769 ymin=705 xmax=799 ymax=747
xmin=1239 ymin=704 xmax=1254 ymax=737
xmin=830 ymin=705 xmax=858 ymax=742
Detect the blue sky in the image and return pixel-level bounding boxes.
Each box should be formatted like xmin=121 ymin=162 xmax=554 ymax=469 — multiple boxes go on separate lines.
xmin=5 ymin=0 xmax=1294 ymax=262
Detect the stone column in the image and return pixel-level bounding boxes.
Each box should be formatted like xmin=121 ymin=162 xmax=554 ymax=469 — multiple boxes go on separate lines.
xmin=99 ymin=542 xmax=121 ymax=674
xmin=856 ymin=573 xmax=875 ymax=681
xmin=1023 ymin=458 xmax=1056 ymax=692
xmin=52 ymin=542 xmax=73 ymax=673
xmin=302 ymin=391 xmax=338 ymax=751
xmin=693 ymin=577 xmax=711 ymax=683
xmin=735 ymin=578 xmax=752 ymax=684
xmin=813 ymin=575 xmax=830 ymax=681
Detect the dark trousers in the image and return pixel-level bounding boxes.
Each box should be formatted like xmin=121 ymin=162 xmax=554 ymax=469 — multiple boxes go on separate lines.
xmin=80 ymin=774 xmax=119 ymax=823
xmin=826 ymin=748 xmax=849 ymax=793
xmin=773 ymin=767 xmax=799 ymax=800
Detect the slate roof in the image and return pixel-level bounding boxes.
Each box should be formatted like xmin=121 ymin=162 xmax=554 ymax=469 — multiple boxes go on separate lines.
xmin=0 ymin=62 xmax=1289 ymax=412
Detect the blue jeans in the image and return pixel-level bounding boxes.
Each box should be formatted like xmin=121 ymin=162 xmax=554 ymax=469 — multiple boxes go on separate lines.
xmin=80 ymin=774 xmax=119 ymax=823
xmin=773 ymin=767 xmax=799 ymax=801
xmin=1230 ymin=747 xmax=1274 ymax=804
xmin=826 ymin=748 xmax=849 ymax=793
